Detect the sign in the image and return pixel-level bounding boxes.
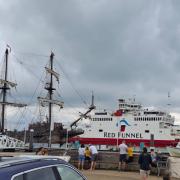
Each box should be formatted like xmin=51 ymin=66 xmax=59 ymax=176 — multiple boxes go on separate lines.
xmin=104 ymin=132 xmax=143 ymax=138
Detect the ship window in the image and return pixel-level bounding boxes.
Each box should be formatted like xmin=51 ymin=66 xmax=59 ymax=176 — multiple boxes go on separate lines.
xmin=134 ymin=124 xmax=137 ymax=126
xmin=99 ymin=129 xmax=103 ymax=132
xmin=145 ymin=130 xmax=149 ymax=133
xmin=159 ymin=122 xmax=164 ymax=128
xmin=146 ymin=124 xmax=148 ymax=126
xmin=111 ymin=118 xmax=112 ymax=121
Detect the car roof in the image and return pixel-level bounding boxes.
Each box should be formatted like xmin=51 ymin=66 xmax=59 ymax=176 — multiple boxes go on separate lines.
xmin=0 ymin=157 xmax=71 ymax=179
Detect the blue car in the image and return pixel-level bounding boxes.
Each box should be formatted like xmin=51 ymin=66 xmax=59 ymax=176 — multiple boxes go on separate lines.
xmin=0 ymin=156 xmax=87 ymax=180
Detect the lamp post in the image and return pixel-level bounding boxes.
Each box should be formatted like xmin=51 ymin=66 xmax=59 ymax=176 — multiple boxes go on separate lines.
xmin=66 ymin=128 xmax=69 ymax=150
xmin=29 ymin=129 xmax=34 ymax=152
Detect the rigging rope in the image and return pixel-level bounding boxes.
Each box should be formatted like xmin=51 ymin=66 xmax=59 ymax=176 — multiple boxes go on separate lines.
xmin=54 ymin=57 xmax=88 ymax=108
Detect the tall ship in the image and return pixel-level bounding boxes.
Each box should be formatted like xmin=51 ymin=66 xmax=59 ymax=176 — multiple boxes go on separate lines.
xmin=70 ymin=98 xmax=180 ymax=148
xmin=0 ymin=47 xmax=26 ymax=150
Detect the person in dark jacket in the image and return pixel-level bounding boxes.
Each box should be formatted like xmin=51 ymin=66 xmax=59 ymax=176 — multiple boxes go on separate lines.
xmin=138 ymin=147 xmax=152 ymax=180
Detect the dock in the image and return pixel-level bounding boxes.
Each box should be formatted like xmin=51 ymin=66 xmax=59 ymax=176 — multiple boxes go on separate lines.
xmin=0 ymin=149 xmax=175 ymax=179
xmin=82 ymin=170 xmax=161 ymax=180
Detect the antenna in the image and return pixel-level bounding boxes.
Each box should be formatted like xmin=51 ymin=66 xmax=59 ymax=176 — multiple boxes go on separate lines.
xmin=167 ymin=91 xmax=171 ymax=109
xmin=133 ymin=94 xmax=136 ymax=102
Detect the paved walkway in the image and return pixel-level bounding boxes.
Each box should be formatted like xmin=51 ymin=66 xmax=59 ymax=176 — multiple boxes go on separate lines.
xmin=82 ymin=170 xmax=162 ymax=180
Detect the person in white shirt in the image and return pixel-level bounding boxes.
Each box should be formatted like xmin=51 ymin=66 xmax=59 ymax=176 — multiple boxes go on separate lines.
xmin=89 ymin=144 xmax=98 ymax=171
xmin=118 ymin=140 xmax=128 ymax=171
xmin=78 ymin=144 xmax=85 ymax=170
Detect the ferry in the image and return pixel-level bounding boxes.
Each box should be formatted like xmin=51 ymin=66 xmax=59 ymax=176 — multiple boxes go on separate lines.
xmin=70 ymin=99 xmax=180 ymax=148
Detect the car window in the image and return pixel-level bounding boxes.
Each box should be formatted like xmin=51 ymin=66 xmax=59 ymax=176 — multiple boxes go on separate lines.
xmin=25 ymin=167 xmax=56 ymax=180
xmin=13 ymin=175 xmax=23 ymax=180
xmin=57 ymin=165 xmax=84 ymax=180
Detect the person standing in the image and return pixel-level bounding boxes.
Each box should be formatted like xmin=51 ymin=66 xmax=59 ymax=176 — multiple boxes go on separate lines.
xmin=89 ymin=144 xmax=98 ymax=171
xmin=78 ymin=144 xmax=85 ymax=170
xmin=138 ymin=147 xmax=152 ymax=180
xmin=150 ymin=149 xmax=157 ymax=167
xmin=127 ymin=143 xmax=134 ymax=163
xmin=36 ymin=147 xmax=45 ymax=155
xmin=118 ymin=140 xmax=128 ymax=171
xmin=85 ymin=146 xmax=91 ymax=168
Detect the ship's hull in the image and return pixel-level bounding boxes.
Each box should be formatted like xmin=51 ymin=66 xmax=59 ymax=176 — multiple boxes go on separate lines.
xmin=70 ymin=137 xmax=178 ymax=147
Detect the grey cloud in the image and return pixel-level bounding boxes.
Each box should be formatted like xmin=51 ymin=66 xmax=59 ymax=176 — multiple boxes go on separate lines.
xmin=0 ymin=0 xmax=180 ymax=128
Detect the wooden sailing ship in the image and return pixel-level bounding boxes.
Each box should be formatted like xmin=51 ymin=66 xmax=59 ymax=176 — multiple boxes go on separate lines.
xmin=0 ymin=49 xmax=95 ymax=148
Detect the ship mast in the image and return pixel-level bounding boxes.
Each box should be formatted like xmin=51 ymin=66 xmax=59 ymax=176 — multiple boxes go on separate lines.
xmin=0 ymin=48 xmax=27 ymax=134
xmin=38 ymin=52 xmax=63 ymax=148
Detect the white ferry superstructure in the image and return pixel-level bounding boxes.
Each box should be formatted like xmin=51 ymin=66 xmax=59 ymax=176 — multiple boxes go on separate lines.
xmin=70 ymin=99 xmax=180 ymax=147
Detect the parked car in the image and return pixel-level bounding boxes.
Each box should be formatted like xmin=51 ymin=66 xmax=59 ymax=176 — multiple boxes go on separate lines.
xmin=0 ymin=156 xmax=87 ymax=180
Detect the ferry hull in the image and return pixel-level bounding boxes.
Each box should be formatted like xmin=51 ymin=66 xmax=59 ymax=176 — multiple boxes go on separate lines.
xmin=70 ymin=137 xmax=178 ymax=147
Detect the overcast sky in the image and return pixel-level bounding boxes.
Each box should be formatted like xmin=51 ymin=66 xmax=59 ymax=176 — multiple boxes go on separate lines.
xmin=1 ymin=0 xmax=180 ymax=130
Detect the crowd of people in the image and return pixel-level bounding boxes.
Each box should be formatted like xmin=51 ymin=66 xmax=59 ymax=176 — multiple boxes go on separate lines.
xmin=118 ymin=140 xmax=160 ymax=180
xmin=78 ymin=144 xmax=98 ymax=171
xmin=77 ymin=140 xmax=161 ymax=180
